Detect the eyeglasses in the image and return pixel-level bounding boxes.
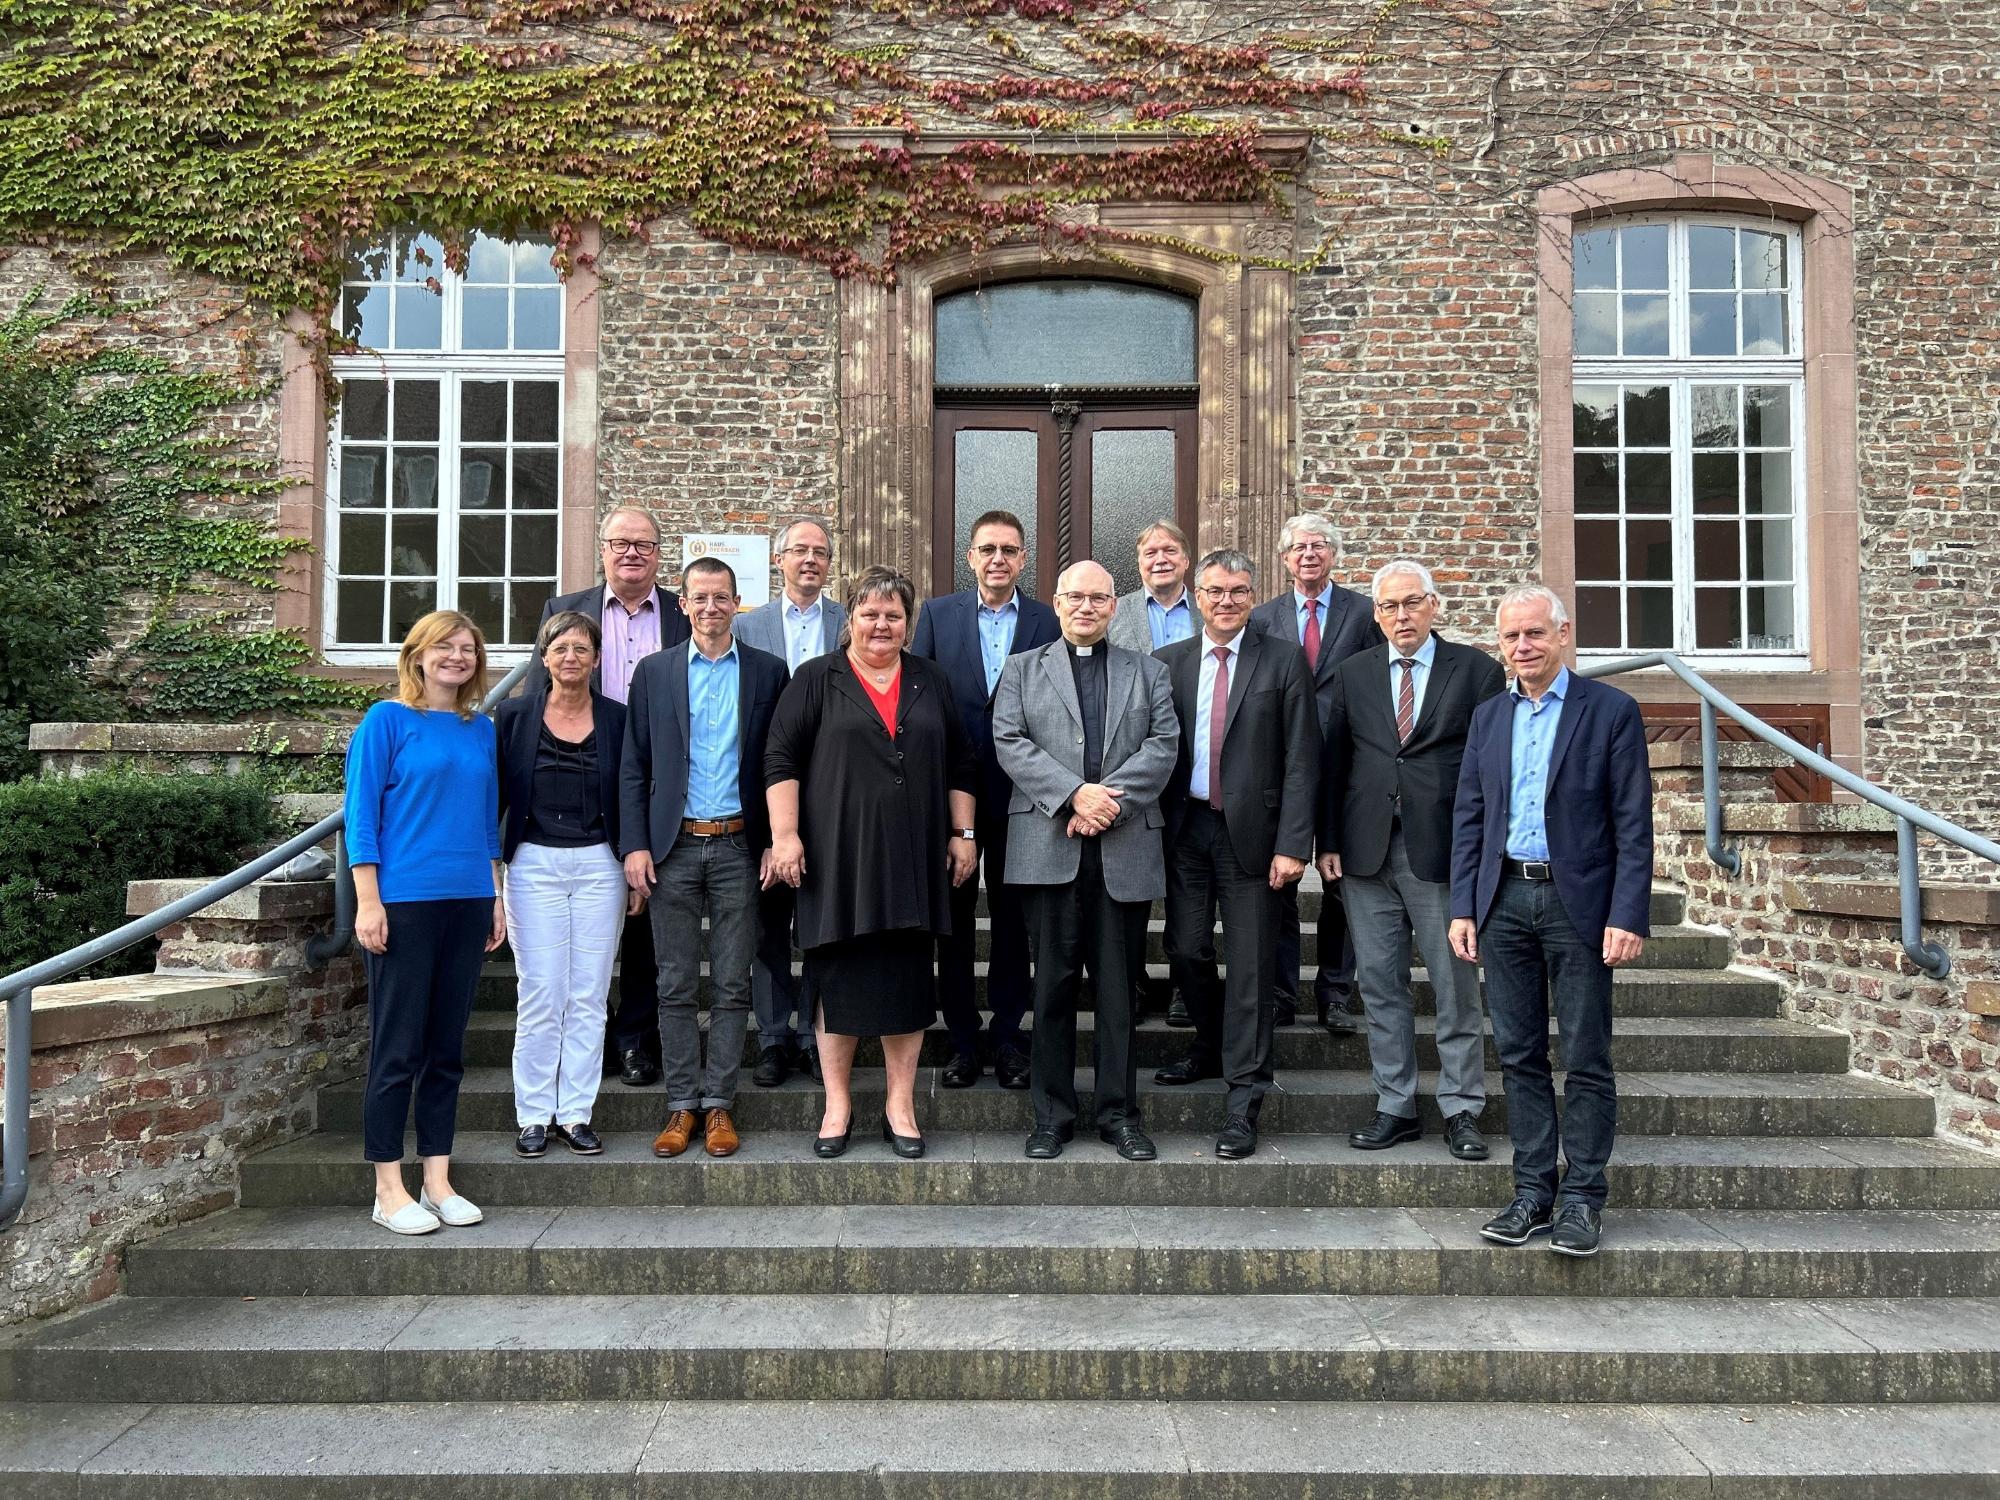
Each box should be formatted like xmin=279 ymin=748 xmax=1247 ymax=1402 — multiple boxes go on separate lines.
xmin=1286 ymin=539 xmax=1333 ymax=555
xmin=1057 ymin=591 xmax=1114 ymax=608
xmin=1198 ymin=585 xmax=1256 ymax=603
xmin=1374 ymin=593 xmax=1435 ymax=616
xmin=781 ymin=545 xmax=831 ymax=561
xmin=603 ymin=538 xmax=659 ymax=556
xmin=970 ymin=543 xmax=1025 ymax=560
xmin=685 ymin=594 xmax=737 ymax=610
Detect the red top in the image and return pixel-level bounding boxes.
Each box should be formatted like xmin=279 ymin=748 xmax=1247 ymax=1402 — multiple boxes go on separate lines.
xmin=857 ymin=667 xmax=901 ymax=738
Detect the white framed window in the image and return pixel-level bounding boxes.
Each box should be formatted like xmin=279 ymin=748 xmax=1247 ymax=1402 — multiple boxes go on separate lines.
xmin=326 ymin=232 xmax=564 ymax=663
xmin=1570 ymin=216 xmax=1806 ymax=665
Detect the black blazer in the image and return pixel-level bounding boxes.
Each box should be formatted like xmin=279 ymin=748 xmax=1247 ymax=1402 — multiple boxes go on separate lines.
xmin=1249 ymin=585 xmax=1383 ymax=735
xmin=494 ymin=691 xmax=626 ymax=862
xmin=619 ymin=639 xmax=788 ymax=862
xmin=910 ymin=587 xmax=1060 ymax=795
xmin=1158 ymin=628 xmax=1320 ymax=875
xmin=523 ymin=583 xmax=691 ymax=697
xmin=1450 ymin=670 xmax=1654 ymax=945
xmin=1318 ymin=637 xmax=1506 ymax=883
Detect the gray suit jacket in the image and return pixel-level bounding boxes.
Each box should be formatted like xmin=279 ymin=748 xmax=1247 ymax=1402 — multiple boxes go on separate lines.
xmin=991 ymin=639 xmax=1179 ymax=904
xmin=734 ymin=593 xmax=847 ymax=670
xmin=1108 ymin=590 xmax=1152 ymax=654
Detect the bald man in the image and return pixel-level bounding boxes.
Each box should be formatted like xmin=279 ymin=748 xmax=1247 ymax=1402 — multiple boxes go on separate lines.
xmin=993 ymin=562 xmax=1179 ymax=1161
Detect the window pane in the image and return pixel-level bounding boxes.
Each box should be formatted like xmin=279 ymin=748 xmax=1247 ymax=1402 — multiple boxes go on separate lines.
xmin=1744 ymin=385 xmax=1791 ymax=447
xmin=463 ymin=287 xmax=509 ymax=351
xmin=513 ymin=514 xmax=558 ymax=574
xmin=1693 ymin=519 xmax=1739 ymax=581
xmin=1573 ymin=385 xmax=1618 ymax=447
xmin=459 ymin=581 xmax=506 ymax=643
xmin=1624 ymin=385 xmax=1670 ymax=447
xmin=390 ymin=515 xmax=437 ymax=576
xmin=1689 ymin=292 xmax=1737 ymax=357
xmin=342 ymin=286 xmax=387 ymax=348
xmin=461 ymin=381 xmax=507 ymax=442
xmin=1742 ymin=229 xmax=1787 ymax=289
xmin=1693 ymin=453 xmax=1739 ymax=515
xmin=1573 ymin=293 xmax=1617 ymax=356
xmin=512 ymin=450 xmax=558 ymax=509
xmin=460 ymin=449 xmax=505 ymax=510
xmin=1695 ymin=588 xmax=1742 ymax=649
xmin=350 ymin=244 xmax=391 ymax=282
xmin=509 ymin=582 xmax=551 ymax=644
xmin=336 ymin=581 xmax=385 ymax=645
xmin=1625 ymin=452 xmax=1670 ymax=513
xmin=1574 ymin=229 xmax=1615 ymax=290
xmin=1626 ymin=520 xmax=1672 ymax=581
xmin=935 ymin=281 xmax=1196 ymax=387
xmin=1621 ymin=294 xmax=1668 ymax=355
xmin=395 ymin=234 xmax=444 ymax=281
xmin=1573 ymin=454 xmax=1618 ymax=514
xmin=1747 ymin=587 xmax=1797 ymax=650
xmin=391 ymin=450 xmax=439 ymax=508
xmin=953 ymin=428 xmax=1040 ymax=591
xmin=339 ymin=447 xmax=385 ymax=508
xmin=1689 ymin=226 xmax=1736 ymax=289
xmin=1692 ymin=385 xmax=1738 ymax=447
xmin=1574 ymin=520 xmax=1620 ymax=580
xmin=460 ymin=514 xmax=506 ymax=576
xmin=467 ymin=234 xmax=511 ymax=283
xmin=389 ymin=582 xmax=435 ymax=641
xmin=1576 ymin=586 xmax=1621 ymax=648
xmin=1746 ymin=519 xmax=1794 ymax=582
xmin=339 ymin=512 xmax=385 ymax=575
xmin=1621 ymin=225 xmax=1668 ymax=289
xmin=392 ymin=285 xmax=442 ymax=350
xmin=394 ymin=381 xmax=440 ymax=439
xmin=514 ymin=382 xmax=560 ymax=443
xmin=514 ymin=240 xmax=560 ymax=284
xmin=342 ymin=379 xmax=388 ymax=439
xmin=1628 ymin=589 xmax=1673 ymax=648
xmin=1742 ymin=292 xmax=1787 ymax=355
xmin=1746 ymin=451 xmax=1792 ymax=515
xmin=514 ymin=289 xmax=560 ymax=350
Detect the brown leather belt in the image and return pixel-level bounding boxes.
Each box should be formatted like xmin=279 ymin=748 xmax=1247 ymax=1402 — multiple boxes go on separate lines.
xmin=681 ymin=816 xmax=745 ymax=836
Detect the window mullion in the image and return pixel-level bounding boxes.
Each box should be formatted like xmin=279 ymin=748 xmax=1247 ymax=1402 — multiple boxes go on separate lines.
xmin=1670 ymin=379 xmax=1697 ymax=653
xmin=437 ymin=370 xmax=462 ymax=615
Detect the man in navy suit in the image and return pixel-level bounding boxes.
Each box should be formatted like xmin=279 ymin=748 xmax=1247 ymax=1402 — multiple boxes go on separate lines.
xmin=1449 ymin=583 xmax=1653 ymax=1259
xmin=911 ymin=509 xmax=1061 ymax=1088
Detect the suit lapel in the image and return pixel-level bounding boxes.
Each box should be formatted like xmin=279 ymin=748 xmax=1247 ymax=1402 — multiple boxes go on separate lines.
xmin=1546 ymin=675 xmax=1587 ymax=785
xmin=897 ymin=653 xmax=928 ymax=732
xmin=668 ymin=648 xmax=691 ymax=752
xmin=1172 ymin=643 xmax=1200 ymax=753
xmin=1314 ymin=591 xmax=1347 ymax=686
xmin=1223 ymin=630 xmax=1257 ymax=741
xmin=1105 ymin=646 xmax=1138 ymax=736
xmin=1409 ymin=645 xmax=1460 ymax=743
xmin=1042 ymin=643 xmax=1082 ymax=729
xmin=827 ymin=655 xmax=876 ymax=721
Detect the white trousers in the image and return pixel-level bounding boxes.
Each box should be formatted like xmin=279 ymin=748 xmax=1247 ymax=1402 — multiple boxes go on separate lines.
xmin=505 ymin=840 xmax=625 ymax=1128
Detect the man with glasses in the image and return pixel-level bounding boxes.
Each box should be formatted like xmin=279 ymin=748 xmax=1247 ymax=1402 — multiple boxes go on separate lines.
xmin=1317 ymin=560 xmax=1505 ymax=1161
xmin=1249 ymin=513 xmax=1379 ymax=1034
xmin=912 ymin=510 xmax=1060 ymax=1090
xmin=1154 ymin=550 xmax=1319 ymax=1159
xmin=530 ymin=507 xmax=691 ymax=1088
xmin=736 ymin=518 xmax=846 ymax=1087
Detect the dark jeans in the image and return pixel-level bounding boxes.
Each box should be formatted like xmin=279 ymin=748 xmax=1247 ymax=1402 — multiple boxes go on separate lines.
xmin=939 ymin=804 xmax=1031 ymax=1061
xmin=650 ymin=831 xmax=761 ymax=1113
xmin=753 ymin=880 xmax=817 ymax=1055
xmin=1482 ymin=874 xmax=1618 ymax=1210
xmin=360 ymin=897 xmax=489 ymax=1163
xmin=1023 ymin=841 xmax=1148 ymax=1134
xmin=610 ymin=910 xmax=661 ymax=1061
xmin=1277 ymin=878 xmax=1353 ymax=1007
xmin=1165 ymin=802 xmax=1280 ymax=1121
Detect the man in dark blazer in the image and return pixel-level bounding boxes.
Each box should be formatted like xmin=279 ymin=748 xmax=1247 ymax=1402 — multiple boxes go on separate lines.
xmin=1248 ymin=512 xmax=1380 ymax=1033
xmin=620 ymin=556 xmax=787 ymax=1160
xmin=528 ymin=506 xmax=690 ymax=1088
xmin=1449 ymin=583 xmax=1653 ymax=1260
xmin=1154 ymin=547 xmax=1320 ymax=1159
xmin=910 ymin=508 xmax=1060 ymax=1089
xmin=1317 ymin=560 xmax=1506 ymax=1162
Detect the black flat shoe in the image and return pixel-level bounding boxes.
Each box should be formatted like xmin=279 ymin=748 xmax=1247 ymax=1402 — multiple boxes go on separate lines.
xmin=1273 ymin=999 xmax=1298 ymax=1027
xmin=1164 ymin=995 xmax=1194 ymax=1029
xmin=941 ymin=1053 xmax=980 ymax=1089
xmin=550 ymin=1122 xmax=603 ymax=1155
xmin=792 ymin=1046 xmax=822 ymax=1083
xmin=752 ymin=1045 xmax=789 ymax=1088
xmin=1153 ymin=1054 xmax=1218 ymax=1086
xmin=995 ymin=1043 xmax=1032 ymax=1091
xmin=1099 ymin=1123 xmax=1157 ymax=1161
xmin=1024 ymin=1128 xmax=1068 ymax=1160
xmin=881 ymin=1117 xmax=925 ymax=1159
xmin=515 ymin=1124 xmax=548 ymax=1158
xmin=814 ymin=1121 xmax=852 ymax=1159
xmin=1444 ymin=1111 xmax=1489 ymax=1161
xmin=620 ymin=1048 xmax=661 ymax=1088
xmin=1349 ymin=1111 xmax=1422 ymax=1151
xmin=1214 ymin=1116 xmax=1259 ymax=1159
xmin=1550 ymin=1201 xmax=1603 ymax=1258
xmin=1479 ymin=1197 xmax=1554 ymax=1246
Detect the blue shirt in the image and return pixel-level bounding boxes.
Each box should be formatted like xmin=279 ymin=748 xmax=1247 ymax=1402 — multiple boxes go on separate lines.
xmin=685 ymin=640 xmax=743 ymax=819
xmin=781 ymin=595 xmax=826 ymax=672
xmin=977 ymin=593 xmax=1020 ymax=695
xmin=1505 ymin=667 xmax=1570 ymax=861
xmin=1189 ymin=631 xmax=1243 ymax=802
xmin=1293 ymin=583 xmax=1336 ymax=646
xmin=343 ymin=701 xmax=501 ymax=902
xmin=1389 ymin=632 xmax=1439 ymax=726
xmin=1147 ymin=589 xmax=1196 ymax=650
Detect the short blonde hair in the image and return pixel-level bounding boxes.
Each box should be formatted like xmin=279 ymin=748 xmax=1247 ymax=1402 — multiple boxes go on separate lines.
xmin=395 ymin=610 xmax=489 ymax=718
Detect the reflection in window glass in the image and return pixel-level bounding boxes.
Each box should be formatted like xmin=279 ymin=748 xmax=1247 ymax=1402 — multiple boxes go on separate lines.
xmin=937 ymin=281 xmax=1196 ymax=387
xmin=952 ymin=429 xmax=1040 ymax=593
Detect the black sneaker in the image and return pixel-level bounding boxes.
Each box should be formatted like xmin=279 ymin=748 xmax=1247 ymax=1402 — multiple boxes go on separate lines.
xmin=1479 ymin=1197 xmax=1554 ymax=1246
xmin=515 ymin=1124 xmax=548 ymax=1158
xmin=1549 ymin=1201 xmax=1603 ymax=1258
xmin=550 ymin=1122 xmax=604 ymax=1155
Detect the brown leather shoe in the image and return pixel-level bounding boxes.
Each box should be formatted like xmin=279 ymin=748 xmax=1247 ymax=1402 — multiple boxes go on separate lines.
xmin=704 ymin=1108 xmax=740 ymax=1157
xmin=652 ymin=1110 xmax=698 ymax=1158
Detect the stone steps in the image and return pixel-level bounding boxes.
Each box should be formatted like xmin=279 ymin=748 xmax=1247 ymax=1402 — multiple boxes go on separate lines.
xmin=7 ymin=1398 xmax=1996 ymax=1497
xmin=315 ymin=1067 xmax=1934 ymax=1139
xmin=123 ymin=1205 xmax=2000 ymax=1300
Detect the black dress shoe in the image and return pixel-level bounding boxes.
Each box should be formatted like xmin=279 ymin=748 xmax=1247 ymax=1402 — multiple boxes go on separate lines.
xmin=1444 ymin=1111 xmax=1489 ymax=1160
xmin=1273 ymin=999 xmax=1298 ymax=1027
xmin=792 ymin=1045 xmax=822 ymax=1083
xmin=752 ymin=1045 xmax=790 ymax=1088
xmin=620 ymin=1048 xmax=660 ymax=1088
xmin=995 ymin=1043 xmax=1032 ymax=1091
xmin=1099 ymin=1123 xmax=1157 ymax=1161
xmin=1214 ymin=1116 xmax=1259 ymax=1159
xmin=814 ymin=1120 xmax=852 ymax=1159
xmin=941 ymin=1053 xmax=980 ymax=1088
xmin=1349 ymin=1111 xmax=1421 ymax=1151
xmin=881 ymin=1117 xmax=925 ymax=1159
xmin=1550 ymin=1201 xmax=1603 ymax=1258
xmin=1317 ymin=996 xmax=1360 ymax=1035
xmin=515 ymin=1124 xmax=548 ymax=1158
xmin=1164 ymin=994 xmax=1194 ymax=1029
xmin=1479 ymin=1197 xmax=1554 ymax=1246
xmin=550 ymin=1122 xmax=603 ymax=1155
xmin=1024 ymin=1128 xmax=1069 ymax=1159
xmin=1153 ymin=1054 xmax=1218 ymax=1086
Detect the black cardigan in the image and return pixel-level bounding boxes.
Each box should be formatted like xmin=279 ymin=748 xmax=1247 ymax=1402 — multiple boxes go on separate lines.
xmin=494 ymin=689 xmax=626 ymax=861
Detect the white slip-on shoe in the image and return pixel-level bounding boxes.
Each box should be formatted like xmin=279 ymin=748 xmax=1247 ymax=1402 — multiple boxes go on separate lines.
xmin=372 ymin=1199 xmax=441 ymax=1236
xmin=419 ymin=1190 xmax=484 ymax=1227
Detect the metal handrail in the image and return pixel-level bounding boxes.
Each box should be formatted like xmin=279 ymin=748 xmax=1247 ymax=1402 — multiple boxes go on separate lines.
xmin=0 ymin=661 xmax=530 ymax=1230
xmin=1580 ymin=651 xmax=2000 ymax=980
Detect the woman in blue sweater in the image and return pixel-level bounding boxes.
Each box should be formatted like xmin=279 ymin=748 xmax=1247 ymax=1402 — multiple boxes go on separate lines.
xmin=344 ymin=610 xmax=506 ymax=1235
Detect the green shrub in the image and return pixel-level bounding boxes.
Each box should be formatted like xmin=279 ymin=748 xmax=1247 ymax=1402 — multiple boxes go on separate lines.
xmin=0 ymin=772 xmax=277 ymax=981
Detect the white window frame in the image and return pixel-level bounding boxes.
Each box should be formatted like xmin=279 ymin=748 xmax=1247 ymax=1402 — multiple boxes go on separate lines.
xmin=1571 ymin=214 xmax=1809 ymax=670
xmin=325 ymin=238 xmax=565 ymax=667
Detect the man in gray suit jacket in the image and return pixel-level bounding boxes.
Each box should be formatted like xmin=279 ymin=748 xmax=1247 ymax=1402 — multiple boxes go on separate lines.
xmin=994 ymin=561 xmax=1179 ymax=1162
xmin=731 ymin=518 xmax=846 ymax=1088
xmin=1107 ymin=518 xmax=1198 ymax=656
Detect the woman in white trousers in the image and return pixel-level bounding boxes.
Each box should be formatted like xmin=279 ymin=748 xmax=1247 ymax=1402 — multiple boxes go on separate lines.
xmin=495 ymin=611 xmax=638 ymax=1156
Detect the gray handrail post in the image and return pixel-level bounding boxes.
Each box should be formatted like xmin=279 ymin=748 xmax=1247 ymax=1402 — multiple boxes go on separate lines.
xmin=1 ymin=974 xmax=29 ymax=1229
xmin=302 ymin=831 xmax=353 ymax=969
xmin=1897 ymin=817 xmax=1951 ymax=980
xmin=1700 ymin=698 xmax=1742 ymax=877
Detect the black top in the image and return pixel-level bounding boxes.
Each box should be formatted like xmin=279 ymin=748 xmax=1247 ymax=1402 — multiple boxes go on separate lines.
xmin=524 ymin=725 xmax=606 ymax=848
xmin=1069 ymin=643 xmax=1108 ymax=784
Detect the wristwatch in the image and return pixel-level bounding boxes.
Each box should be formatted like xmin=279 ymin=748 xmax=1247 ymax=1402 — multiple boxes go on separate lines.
xmin=954 ymin=828 xmax=977 ymax=840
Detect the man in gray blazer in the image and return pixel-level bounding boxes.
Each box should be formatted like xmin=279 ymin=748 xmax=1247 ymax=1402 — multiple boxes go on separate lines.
xmin=732 ymin=518 xmax=846 ymax=1088
xmin=994 ymin=560 xmax=1179 ymax=1162
xmin=1107 ymin=518 xmax=1198 ymax=655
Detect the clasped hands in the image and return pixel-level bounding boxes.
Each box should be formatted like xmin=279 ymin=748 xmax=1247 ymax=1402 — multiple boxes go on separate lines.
xmin=1065 ymin=782 xmax=1123 ymax=838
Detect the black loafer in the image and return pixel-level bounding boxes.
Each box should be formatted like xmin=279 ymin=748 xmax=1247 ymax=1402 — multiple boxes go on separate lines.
xmin=515 ymin=1124 xmax=548 ymax=1158
xmin=1153 ymin=1054 xmax=1218 ymax=1086
xmin=620 ymin=1048 xmax=660 ymax=1088
xmin=881 ymin=1117 xmax=925 ymax=1160
xmin=941 ymin=1054 xmax=980 ymax=1089
xmin=1024 ymin=1128 xmax=1069 ymax=1159
xmin=549 ymin=1122 xmax=603 ymax=1155
xmin=792 ymin=1046 xmax=822 ymax=1083
xmin=1164 ymin=995 xmax=1194 ymax=1029
xmin=995 ymin=1044 xmax=1032 ymax=1091
xmin=752 ymin=1045 xmax=789 ymax=1088
xmin=1444 ymin=1111 xmax=1489 ymax=1160
xmin=1214 ymin=1116 xmax=1259 ymax=1159
xmin=1349 ymin=1111 xmax=1422 ymax=1151
xmin=1479 ymin=1197 xmax=1555 ymax=1246
xmin=1550 ymin=1202 xmax=1603 ymax=1258
xmin=1099 ymin=1123 xmax=1157 ymax=1161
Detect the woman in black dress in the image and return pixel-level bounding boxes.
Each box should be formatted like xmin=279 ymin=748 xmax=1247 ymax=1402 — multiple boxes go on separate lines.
xmin=765 ymin=566 xmax=978 ymax=1160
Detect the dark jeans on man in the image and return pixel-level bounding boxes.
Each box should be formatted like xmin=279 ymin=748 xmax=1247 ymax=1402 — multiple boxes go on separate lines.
xmin=649 ymin=831 xmax=761 ymax=1113
xmin=1481 ymin=873 xmax=1618 ymax=1210
xmin=1023 ymin=840 xmax=1148 ymax=1134
xmin=1165 ymin=802 xmax=1280 ymax=1121
xmin=939 ymin=804 xmax=1031 ymax=1061
xmin=753 ymin=881 xmax=818 ymax=1055
xmin=610 ymin=911 xmax=662 ymax=1063
xmin=1276 ymin=878 xmax=1354 ymax=1010
xmin=360 ymin=897 xmax=489 ymax=1163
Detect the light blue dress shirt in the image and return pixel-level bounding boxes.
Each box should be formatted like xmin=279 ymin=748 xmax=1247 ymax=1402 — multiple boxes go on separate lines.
xmin=1293 ymin=583 xmax=1336 ymax=646
xmin=1147 ymin=589 xmax=1196 ymax=650
xmin=1504 ymin=666 xmax=1570 ymax=861
xmin=1388 ymin=632 xmax=1439 ymax=726
xmin=977 ymin=593 xmax=1020 ymax=695
xmin=781 ymin=595 xmax=825 ymax=672
xmin=685 ymin=640 xmax=743 ymax=820
xmin=1189 ymin=631 xmax=1242 ymax=803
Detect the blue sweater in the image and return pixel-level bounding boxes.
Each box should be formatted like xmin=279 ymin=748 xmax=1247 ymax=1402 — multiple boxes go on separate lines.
xmin=344 ymin=701 xmax=502 ymax=903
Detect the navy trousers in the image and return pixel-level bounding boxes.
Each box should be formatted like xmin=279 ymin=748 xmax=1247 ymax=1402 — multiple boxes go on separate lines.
xmin=360 ymin=898 xmax=489 ymax=1163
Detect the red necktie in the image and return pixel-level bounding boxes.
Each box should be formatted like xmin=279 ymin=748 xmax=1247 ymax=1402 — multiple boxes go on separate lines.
xmin=1208 ymin=646 xmax=1230 ymax=810
xmin=1302 ymin=598 xmax=1322 ymax=668
xmin=1395 ymin=656 xmax=1417 ymax=743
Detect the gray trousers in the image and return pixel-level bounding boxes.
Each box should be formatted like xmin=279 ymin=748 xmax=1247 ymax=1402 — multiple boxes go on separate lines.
xmin=649 ymin=831 xmax=760 ymax=1113
xmin=753 ymin=881 xmax=817 ymax=1055
xmin=1341 ymin=828 xmax=1486 ymax=1120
